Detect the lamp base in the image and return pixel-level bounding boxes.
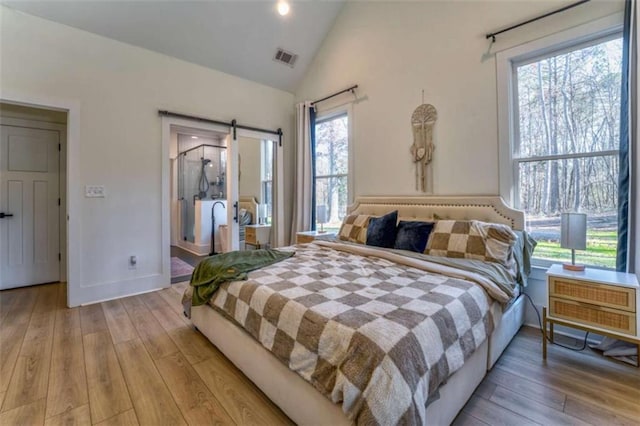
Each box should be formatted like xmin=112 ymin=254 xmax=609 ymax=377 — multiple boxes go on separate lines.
xmin=562 ymin=263 xmax=585 ymax=272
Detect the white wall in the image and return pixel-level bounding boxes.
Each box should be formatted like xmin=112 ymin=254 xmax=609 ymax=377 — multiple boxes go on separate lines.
xmin=1 ymin=6 xmax=294 ymax=306
xmin=296 ymin=0 xmax=623 ymax=196
xmin=295 ymin=0 xmax=625 ymax=330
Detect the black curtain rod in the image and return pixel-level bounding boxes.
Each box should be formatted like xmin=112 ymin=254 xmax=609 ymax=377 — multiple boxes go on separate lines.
xmin=158 ymin=110 xmax=283 ymax=146
xmin=486 ymin=0 xmax=590 ymax=42
xmin=311 ymin=84 xmax=358 ymax=106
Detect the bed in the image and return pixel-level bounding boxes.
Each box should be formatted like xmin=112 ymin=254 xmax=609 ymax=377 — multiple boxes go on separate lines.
xmin=190 ymin=196 xmax=527 ymax=425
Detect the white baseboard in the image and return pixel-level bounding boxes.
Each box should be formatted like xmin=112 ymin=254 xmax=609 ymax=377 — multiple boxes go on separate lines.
xmin=68 ymin=272 xmax=170 ymax=307
xmin=80 ymin=285 xmax=167 ymax=306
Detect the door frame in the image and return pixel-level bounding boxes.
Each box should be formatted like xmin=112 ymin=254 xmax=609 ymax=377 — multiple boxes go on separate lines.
xmin=162 ymin=116 xmax=232 ymax=260
xmin=1 ymin=91 xmax=79 ymax=307
xmin=161 ymin=117 xmax=285 ymax=260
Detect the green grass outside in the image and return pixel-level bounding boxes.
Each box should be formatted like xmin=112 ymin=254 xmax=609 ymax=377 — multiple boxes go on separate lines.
xmin=534 ymin=230 xmax=617 ymax=268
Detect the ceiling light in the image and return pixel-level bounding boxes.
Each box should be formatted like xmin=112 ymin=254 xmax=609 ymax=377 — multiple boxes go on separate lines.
xmin=277 ymin=1 xmax=289 ymax=16
xmin=191 ymin=136 xmax=198 ymax=139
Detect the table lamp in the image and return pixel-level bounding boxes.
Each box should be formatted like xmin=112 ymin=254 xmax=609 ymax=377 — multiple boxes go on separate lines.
xmin=560 ymin=212 xmax=587 ymax=271
xmin=317 ymin=205 xmax=328 ymax=233
xmin=259 ymin=204 xmax=268 ymax=225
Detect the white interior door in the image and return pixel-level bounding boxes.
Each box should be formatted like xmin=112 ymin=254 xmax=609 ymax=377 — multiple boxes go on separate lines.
xmin=0 ymin=125 xmax=60 ymax=289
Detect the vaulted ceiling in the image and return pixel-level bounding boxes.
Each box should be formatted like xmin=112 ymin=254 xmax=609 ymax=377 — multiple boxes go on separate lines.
xmin=1 ymin=0 xmax=346 ymax=92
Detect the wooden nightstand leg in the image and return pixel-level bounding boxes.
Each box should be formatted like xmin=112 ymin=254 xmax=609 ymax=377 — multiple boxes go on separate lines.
xmin=542 ymin=307 xmax=547 ymax=360
xmin=549 ymin=322 xmax=554 ymax=343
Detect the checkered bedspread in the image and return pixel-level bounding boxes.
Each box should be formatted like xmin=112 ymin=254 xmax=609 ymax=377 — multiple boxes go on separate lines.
xmin=206 ymin=242 xmax=499 ymax=425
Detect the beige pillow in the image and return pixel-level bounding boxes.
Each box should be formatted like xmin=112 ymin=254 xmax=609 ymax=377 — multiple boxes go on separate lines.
xmin=338 ymin=214 xmax=370 ymax=244
xmin=425 ymin=219 xmax=517 ymax=267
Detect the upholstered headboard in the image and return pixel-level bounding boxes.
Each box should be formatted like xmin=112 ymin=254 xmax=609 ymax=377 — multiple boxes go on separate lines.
xmin=347 ymin=196 xmax=525 ymax=230
xmin=239 ymin=196 xmax=258 ymax=224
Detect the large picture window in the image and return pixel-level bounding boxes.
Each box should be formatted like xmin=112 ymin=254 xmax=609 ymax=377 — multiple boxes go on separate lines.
xmin=512 ymin=35 xmax=622 ymax=268
xmin=261 ymin=140 xmax=273 ymax=223
xmin=314 ymin=112 xmax=349 ymax=232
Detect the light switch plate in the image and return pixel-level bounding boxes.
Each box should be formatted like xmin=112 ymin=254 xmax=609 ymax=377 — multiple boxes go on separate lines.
xmin=85 ymin=185 xmax=106 ymax=198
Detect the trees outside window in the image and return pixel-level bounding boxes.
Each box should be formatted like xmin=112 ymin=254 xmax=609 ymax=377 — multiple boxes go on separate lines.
xmin=315 ymin=113 xmax=349 ymax=232
xmin=261 ymin=140 xmax=273 ymax=222
xmin=514 ymin=36 xmax=622 ymax=268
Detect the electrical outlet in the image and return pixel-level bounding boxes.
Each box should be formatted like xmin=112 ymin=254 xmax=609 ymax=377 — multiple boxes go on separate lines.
xmin=85 ymin=185 xmax=106 ymax=198
xmin=129 ymin=255 xmax=137 ymax=270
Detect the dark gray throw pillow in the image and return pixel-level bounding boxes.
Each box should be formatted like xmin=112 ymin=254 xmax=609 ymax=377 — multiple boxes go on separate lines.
xmin=394 ymin=221 xmax=435 ymax=253
xmin=365 ymin=210 xmax=398 ymax=248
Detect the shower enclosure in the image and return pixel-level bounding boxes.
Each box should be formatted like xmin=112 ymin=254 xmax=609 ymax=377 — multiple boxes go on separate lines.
xmin=178 ymin=144 xmax=227 ymax=247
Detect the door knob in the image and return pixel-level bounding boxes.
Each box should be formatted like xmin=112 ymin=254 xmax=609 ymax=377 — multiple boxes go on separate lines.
xmin=0 ymin=213 xmax=14 ymax=218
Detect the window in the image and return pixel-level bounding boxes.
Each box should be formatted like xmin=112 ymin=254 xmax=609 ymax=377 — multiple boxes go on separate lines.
xmin=261 ymin=140 xmax=273 ymax=224
xmin=314 ymin=112 xmax=349 ymax=232
xmin=508 ymin=33 xmax=623 ymax=268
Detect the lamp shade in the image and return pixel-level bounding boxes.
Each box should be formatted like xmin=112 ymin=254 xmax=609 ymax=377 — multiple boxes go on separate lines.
xmin=560 ymin=213 xmax=587 ymax=250
xmin=317 ymin=205 xmax=328 ymax=224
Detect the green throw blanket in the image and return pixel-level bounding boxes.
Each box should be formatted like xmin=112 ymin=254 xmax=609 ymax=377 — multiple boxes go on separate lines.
xmin=190 ymin=249 xmax=294 ymax=306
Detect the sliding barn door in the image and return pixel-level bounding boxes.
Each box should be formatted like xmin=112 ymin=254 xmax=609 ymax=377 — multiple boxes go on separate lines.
xmin=226 ymin=133 xmax=240 ymax=252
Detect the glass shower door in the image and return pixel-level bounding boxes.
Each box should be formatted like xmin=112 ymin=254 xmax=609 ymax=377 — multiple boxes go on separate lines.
xmin=178 ymin=144 xmax=227 ymax=245
xmin=179 ymin=147 xmax=201 ymax=243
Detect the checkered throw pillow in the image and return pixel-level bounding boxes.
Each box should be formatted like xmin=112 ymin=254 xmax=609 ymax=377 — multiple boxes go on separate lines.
xmin=425 ymin=219 xmax=517 ymax=267
xmin=338 ymin=214 xmax=370 ymax=244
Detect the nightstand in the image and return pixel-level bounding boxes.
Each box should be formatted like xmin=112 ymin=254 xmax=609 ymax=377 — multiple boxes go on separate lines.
xmin=543 ymin=264 xmax=639 ymax=366
xmin=296 ymin=230 xmax=336 ymax=244
xmin=245 ymin=224 xmax=271 ymax=249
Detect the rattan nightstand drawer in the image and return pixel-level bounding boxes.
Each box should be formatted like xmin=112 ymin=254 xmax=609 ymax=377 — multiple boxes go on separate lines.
xmin=549 ymin=276 xmax=636 ymax=313
xmin=296 ymin=231 xmax=336 ymax=244
xmin=245 ymin=227 xmax=256 ymax=244
xmin=549 ymin=297 xmax=636 ymax=335
xmin=297 ymin=234 xmax=315 ymax=244
xmin=245 ymin=225 xmax=270 ymax=246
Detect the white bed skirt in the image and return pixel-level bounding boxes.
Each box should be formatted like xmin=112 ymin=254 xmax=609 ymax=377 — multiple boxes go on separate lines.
xmin=192 ymin=304 xmax=492 ymax=426
xmin=488 ymin=294 xmax=525 ymax=369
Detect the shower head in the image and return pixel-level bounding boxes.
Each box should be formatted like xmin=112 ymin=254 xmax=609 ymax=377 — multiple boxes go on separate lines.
xmin=202 ymin=159 xmax=212 ymax=166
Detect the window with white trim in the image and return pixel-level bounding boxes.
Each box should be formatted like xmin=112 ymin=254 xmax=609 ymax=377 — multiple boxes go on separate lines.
xmin=314 ymin=111 xmax=349 ymax=232
xmin=506 ymin=32 xmax=623 ymax=269
xmin=261 ymin=140 xmax=273 ymax=224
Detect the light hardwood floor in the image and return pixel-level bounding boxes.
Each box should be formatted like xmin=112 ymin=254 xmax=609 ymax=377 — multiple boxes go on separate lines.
xmin=1 ymin=282 xmax=639 ymax=425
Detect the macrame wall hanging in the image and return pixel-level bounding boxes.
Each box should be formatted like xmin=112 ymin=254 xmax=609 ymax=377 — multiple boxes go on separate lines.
xmin=410 ymin=92 xmax=438 ymax=193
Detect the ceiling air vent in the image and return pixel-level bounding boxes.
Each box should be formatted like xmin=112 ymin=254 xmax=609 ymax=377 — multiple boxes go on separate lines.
xmin=274 ymin=48 xmax=298 ymax=68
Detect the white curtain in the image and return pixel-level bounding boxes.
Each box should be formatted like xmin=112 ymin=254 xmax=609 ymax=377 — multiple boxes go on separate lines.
xmin=632 ymin=0 xmax=639 ymax=273
xmin=290 ymin=101 xmax=314 ymax=244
